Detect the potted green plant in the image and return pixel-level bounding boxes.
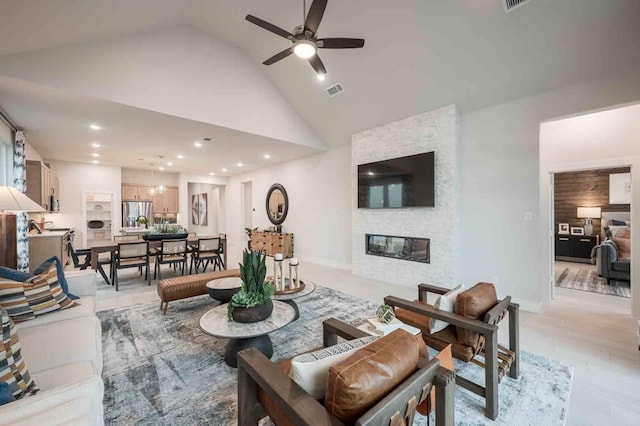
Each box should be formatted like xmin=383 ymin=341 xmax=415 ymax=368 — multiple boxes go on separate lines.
xmin=244 ymin=227 xmax=257 ymax=250
xmin=228 ymin=250 xmax=275 ymax=323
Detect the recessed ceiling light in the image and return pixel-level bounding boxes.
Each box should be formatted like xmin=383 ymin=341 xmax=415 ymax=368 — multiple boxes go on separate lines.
xmin=209 ymin=172 xmax=215 ymax=176
xmin=89 ymin=123 xmax=102 ymax=131
xmin=237 ymin=162 xmax=243 ymax=167
xmin=91 ymin=143 xmax=101 ymax=148
xmin=159 ymin=166 xmax=165 ymax=171
xmin=177 ymin=154 xmax=184 ymax=159
xmin=222 ymin=168 xmax=228 ymax=172
xmin=167 ymin=162 xmax=173 ymax=166
xmin=263 ymin=154 xmax=271 ymax=159
xmin=194 ymin=142 xmax=203 ymax=148
xmin=91 ymin=153 xmax=100 ymax=158
xmin=92 ymin=160 xmax=99 ymax=164
xmin=317 ymin=73 xmax=326 ymax=81
xmin=368 ymin=171 xmax=374 ymax=176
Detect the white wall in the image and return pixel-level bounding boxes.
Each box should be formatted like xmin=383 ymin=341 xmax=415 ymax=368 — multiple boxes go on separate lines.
xmin=46 ymin=160 xmax=121 ymax=248
xmin=177 ymin=172 xmax=227 ymax=230
xmin=0 ymin=118 xmax=11 ymax=143
xmin=121 ymin=168 xmax=179 ymax=187
xmin=24 ymin=141 xmax=42 ymax=161
xmin=459 ymin=69 xmax=640 ymax=313
xmin=540 ymin=103 xmax=640 ymax=318
xmin=226 ymin=145 xmax=352 ymax=269
xmin=351 ymin=105 xmax=461 ymax=288
xmin=187 ymin=182 xmax=222 ymax=236
xmin=0 ymin=26 xmax=323 ymax=149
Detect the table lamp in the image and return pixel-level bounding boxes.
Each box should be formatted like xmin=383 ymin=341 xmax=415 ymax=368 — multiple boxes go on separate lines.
xmin=0 ymin=185 xmax=45 ymax=268
xmin=577 ymin=206 xmax=601 ymax=236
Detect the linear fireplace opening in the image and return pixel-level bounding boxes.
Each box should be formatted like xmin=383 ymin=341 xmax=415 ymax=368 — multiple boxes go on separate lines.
xmin=366 ymin=234 xmax=430 ymax=263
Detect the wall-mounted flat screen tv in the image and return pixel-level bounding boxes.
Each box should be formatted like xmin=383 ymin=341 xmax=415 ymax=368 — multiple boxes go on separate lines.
xmin=357 ymin=152 xmax=434 ymax=208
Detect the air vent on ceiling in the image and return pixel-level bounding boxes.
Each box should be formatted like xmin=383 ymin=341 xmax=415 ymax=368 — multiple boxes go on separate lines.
xmin=503 ymin=0 xmax=531 ymax=13
xmin=326 ymin=83 xmax=344 ymax=97
xmin=203 ymin=137 xmax=212 ymax=142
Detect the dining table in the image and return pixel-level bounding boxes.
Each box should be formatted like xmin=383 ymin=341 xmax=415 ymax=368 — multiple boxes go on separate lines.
xmin=89 ymin=236 xmax=228 ymax=273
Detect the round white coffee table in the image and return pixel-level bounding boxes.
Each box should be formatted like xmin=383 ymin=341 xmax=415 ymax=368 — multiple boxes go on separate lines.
xmin=199 ymin=300 xmax=296 ymax=368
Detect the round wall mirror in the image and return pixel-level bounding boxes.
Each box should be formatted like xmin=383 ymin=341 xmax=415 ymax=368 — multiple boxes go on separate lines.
xmin=266 ymin=183 xmax=289 ymax=225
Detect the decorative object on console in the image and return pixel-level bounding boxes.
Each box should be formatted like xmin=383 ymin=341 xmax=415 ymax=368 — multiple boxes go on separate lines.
xmin=558 ymin=223 xmax=570 ymax=235
xmin=228 ymin=250 xmax=275 ymax=323
xmin=577 ymin=206 xmax=601 ymax=236
xmin=265 ymin=183 xmax=288 ymax=225
xmin=570 ymin=227 xmax=584 ymax=235
xmin=0 ymin=186 xmax=45 ymax=269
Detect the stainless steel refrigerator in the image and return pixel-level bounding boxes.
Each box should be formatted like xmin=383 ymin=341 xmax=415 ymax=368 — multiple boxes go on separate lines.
xmin=122 ymin=201 xmax=153 ymax=227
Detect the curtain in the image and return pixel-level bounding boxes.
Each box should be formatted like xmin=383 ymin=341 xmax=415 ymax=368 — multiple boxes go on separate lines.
xmin=13 ymin=130 xmax=28 ymax=272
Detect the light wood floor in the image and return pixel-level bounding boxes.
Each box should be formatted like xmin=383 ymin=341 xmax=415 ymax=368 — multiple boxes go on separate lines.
xmin=92 ymin=255 xmax=640 ymax=425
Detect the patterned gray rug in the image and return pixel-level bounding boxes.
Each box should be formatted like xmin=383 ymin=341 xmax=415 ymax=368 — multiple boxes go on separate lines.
xmin=555 ymin=267 xmax=630 ymax=298
xmin=98 ymin=286 xmax=573 ymax=425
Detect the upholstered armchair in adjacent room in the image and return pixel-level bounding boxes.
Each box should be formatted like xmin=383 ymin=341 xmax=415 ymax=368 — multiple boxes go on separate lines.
xmin=237 ymin=318 xmax=456 ymax=426
xmin=384 ymin=283 xmax=519 ymax=421
xmin=594 ymin=240 xmax=631 ymax=284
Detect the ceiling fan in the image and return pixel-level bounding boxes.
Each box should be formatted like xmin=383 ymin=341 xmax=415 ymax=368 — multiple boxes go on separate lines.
xmin=245 ymin=0 xmax=365 ymax=80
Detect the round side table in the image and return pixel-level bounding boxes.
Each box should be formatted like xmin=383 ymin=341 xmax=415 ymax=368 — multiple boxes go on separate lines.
xmin=271 ymin=281 xmax=316 ymax=321
xmin=199 ymin=300 xmax=296 ymax=368
xmin=205 ymin=277 xmax=242 ymax=303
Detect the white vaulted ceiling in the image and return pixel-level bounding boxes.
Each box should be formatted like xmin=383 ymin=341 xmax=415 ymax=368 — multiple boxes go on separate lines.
xmin=0 ymin=0 xmax=639 ymax=164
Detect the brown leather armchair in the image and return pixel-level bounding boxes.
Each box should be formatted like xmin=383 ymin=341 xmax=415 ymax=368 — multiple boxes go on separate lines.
xmin=237 ymin=318 xmax=456 ymax=426
xmin=384 ymin=283 xmax=519 ymax=421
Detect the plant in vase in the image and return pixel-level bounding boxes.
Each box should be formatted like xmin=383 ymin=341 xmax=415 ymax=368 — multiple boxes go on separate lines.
xmin=228 ymin=250 xmax=275 ymax=323
xmin=244 ymin=227 xmax=258 ymax=250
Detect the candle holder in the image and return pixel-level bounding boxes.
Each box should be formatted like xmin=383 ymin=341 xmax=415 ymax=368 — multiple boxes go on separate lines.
xmin=274 ymin=253 xmax=284 ymax=292
xmin=289 ymin=257 xmax=299 ymax=288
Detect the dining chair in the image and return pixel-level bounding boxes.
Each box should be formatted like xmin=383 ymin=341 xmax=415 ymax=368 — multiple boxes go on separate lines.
xmin=154 ymin=239 xmax=188 ymax=280
xmin=113 ymin=241 xmax=151 ymax=291
xmin=189 ymin=237 xmax=224 ymax=274
xmin=68 ymin=240 xmax=113 ymax=284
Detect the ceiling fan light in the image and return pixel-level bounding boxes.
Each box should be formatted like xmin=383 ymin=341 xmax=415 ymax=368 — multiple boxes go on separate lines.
xmin=293 ymin=41 xmax=317 ymax=59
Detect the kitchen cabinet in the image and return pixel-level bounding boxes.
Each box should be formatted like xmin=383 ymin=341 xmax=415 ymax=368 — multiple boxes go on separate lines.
xmin=122 ymin=184 xmax=153 ymax=201
xmin=28 ymin=230 xmax=70 ymax=272
xmin=26 ymin=160 xmax=59 ymax=212
xmin=153 ymin=187 xmax=179 ymax=214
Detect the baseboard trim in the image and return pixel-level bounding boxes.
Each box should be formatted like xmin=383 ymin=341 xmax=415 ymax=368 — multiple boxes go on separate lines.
xmin=297 ymin=255 xmax=351 ymax=271
xmin=512 ymin=298 xmax=544 ymax=314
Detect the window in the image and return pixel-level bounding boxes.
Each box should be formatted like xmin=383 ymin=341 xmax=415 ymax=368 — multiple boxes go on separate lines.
xmin=0 ymin=140 xmax=13 ymax=186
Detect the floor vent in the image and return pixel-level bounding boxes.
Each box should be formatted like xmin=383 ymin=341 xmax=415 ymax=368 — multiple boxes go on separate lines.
xmin=503 ymin=0 xmax=531 ymax=13
xmin=326 ymin=83 xmax=344 ymax=97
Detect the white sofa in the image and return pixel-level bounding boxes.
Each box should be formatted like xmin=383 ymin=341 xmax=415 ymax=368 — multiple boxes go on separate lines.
xmin=0 ymin=271 xmax=104 ymax=426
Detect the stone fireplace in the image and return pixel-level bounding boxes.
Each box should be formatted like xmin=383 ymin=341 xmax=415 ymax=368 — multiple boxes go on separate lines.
xmin=351 ymin=105 xmax=460 ymax=287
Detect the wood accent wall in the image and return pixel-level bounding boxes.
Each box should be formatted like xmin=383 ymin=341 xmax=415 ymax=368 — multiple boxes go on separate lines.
xmin=554 ymin=167 xmax=630 ymax=236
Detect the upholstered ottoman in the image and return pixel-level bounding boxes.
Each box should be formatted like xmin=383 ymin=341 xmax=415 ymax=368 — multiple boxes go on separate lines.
xmin=157 ymin=268 xmax=240 ymax=314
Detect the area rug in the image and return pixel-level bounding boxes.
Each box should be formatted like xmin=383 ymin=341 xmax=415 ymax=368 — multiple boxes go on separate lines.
xmin=555 ymin=267 xmax=630 ymax=298
xmin=98 ymin=286 xmax=573 ymax=425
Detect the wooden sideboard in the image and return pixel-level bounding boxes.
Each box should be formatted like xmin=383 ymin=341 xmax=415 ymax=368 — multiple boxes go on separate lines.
xmin=250 ymin=232 xmax=294 ymax=258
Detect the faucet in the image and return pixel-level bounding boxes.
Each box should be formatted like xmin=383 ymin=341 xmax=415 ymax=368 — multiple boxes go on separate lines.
xmin=136 ymin=215 xmax=149 ymax=229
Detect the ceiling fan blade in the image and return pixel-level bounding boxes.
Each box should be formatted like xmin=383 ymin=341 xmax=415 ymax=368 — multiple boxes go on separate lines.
xmin=263 ymin=48 xmax=294 ymax=65
xmin=246 ymin=15 xmax=294 ymax=40
xmin=308 ymin=54 xmax=327 ymax=75
xmin=304 ymin=0 xmax=327 ymax=35
xmin=317 ymin=38 xmax=365 ymax=49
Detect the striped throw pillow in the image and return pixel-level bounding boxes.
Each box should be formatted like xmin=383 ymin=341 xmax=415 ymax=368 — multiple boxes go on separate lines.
xmin=0 ymin=265 xmax=77 ymax=322
xmin=1 ymin=308 xmax=39 ymax=399
xmin=289 ymin=335 xmax=378 ymax=399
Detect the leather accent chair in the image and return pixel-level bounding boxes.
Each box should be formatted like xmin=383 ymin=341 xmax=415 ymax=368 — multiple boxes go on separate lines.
xmin=595 ymin=241 xmax=631 ymax=284
xmin=384 ymin=282 xmax=519 ymax=421
xmin=237 ymin=318 xmax=455 ymax=426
